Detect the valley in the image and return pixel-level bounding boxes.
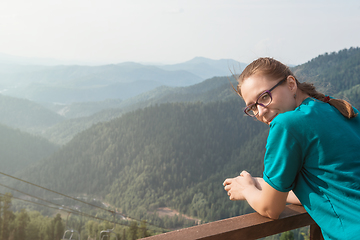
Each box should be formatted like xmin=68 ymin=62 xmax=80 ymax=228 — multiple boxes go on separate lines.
xmin=1 ymin=48 xmax=360 ymax=240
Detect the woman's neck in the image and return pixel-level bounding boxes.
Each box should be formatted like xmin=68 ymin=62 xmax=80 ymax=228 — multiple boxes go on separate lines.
xmin=295 ymin=90 xmax=311 ymax=107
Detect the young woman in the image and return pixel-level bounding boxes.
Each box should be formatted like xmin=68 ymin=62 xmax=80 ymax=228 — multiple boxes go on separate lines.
xmin=223 ymin=57 xmax=360 ymax=239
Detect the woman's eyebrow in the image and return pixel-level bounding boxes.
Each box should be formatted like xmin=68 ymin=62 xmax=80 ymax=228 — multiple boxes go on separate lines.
xmin=246 ymin=90 xmax=265 ymax=106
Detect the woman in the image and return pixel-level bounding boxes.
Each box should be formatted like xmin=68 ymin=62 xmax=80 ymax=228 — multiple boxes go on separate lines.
xmin=223 ymin=57 xmax=360 ymax=239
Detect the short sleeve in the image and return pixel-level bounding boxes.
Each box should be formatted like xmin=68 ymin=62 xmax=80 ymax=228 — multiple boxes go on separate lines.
xmin=263 ymin=120 xmax=304 ymax=192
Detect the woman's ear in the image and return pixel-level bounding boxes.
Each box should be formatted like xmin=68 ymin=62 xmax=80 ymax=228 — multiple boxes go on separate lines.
xmin=287 ymin=75 xmax=297 ymax=94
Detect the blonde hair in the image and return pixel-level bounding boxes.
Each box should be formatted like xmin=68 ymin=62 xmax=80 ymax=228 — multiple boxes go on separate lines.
xmin=235 ymin=57 xmax=357 ymax=119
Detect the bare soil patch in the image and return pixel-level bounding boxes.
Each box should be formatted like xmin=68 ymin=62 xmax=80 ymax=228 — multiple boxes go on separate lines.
xmin=155 ymin=207 xmax=201 ymax=224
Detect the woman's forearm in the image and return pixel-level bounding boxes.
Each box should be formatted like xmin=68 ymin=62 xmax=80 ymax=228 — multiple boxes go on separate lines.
xmin=242 ymin=184 xmax=277 ymax=218
xmin=224 ymin=173 xmax=300 ymax=219
xmin=243 ymin=179 xmax=288 ymax=219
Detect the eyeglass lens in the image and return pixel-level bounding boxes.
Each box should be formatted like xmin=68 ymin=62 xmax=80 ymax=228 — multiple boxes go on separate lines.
xmin=244 ymin=77 xmax=287 ymax=117
xmin=245 ymin=91 xmax=272 ymax=116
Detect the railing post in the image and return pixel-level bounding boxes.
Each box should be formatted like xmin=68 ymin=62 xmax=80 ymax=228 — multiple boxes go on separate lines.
xmin=310 ymin=223 xmax=324 ymax=240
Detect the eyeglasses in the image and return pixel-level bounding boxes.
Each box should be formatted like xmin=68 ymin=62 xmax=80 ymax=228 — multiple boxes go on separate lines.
xmin=244 ymin=77 xmax=287 ymax=117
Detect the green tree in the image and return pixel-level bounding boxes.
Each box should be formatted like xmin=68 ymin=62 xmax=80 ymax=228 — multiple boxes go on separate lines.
xmin=85 ymin=220 xmax=98 ymax=240
xmin=280 ymin=231 xmax=294 ymax=240
xmin=14 ymin=209 xmax=30 ymax=240
xmin=53 ymin=214 xmax=64 ymax=240
xmin=139 ymin=220 xmax=150 ymax=238
xmin=1 ymin=193 xmax=15 ymax=240
xmin=129 ymin=221 xmax=138 ymax=240
xmin=0 ymin=195 xmax=2 ymax=240
xmin=25 ymin=211 xmax=47 ymax=240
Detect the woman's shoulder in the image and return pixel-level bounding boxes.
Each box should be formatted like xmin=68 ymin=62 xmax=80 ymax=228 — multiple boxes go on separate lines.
xmin=270 ymin=98 xmax=321 ymax=129
xmin=271 ymin=97 xmax=359 ymax=130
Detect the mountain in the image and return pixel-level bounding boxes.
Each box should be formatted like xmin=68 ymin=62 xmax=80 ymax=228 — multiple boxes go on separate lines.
xmin=292 ymin=47 xmax=360 ymax=95
xmin=41 ymin=76 xmax=239 ymax=145
xmin=0 ymin=63 xmax=202 ymax=103
xmin=13 ymin=99 xmax=268 ymax=225
xmin=0 ymin=57 xmax=243 ymax=104
xmin=0 ymin=56 xmax=243 ymax=141
xmin=0 ymin=123 xmax=58 ymax=175
xmin=158 ymin=57 xmax=247 ymax=79
xmin=0 ymin=94 xmax=65 ymax=133
xmin=335 ymin=84 xmax=360 ymax=110
xmin=49 ymin=75 xmax=238 ymax=118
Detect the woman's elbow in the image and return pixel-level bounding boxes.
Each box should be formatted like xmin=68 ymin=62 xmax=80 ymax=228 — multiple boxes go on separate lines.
xmin=260 ymin=205 xmax=285 ymax=219
xmin=265 ymin=210 xmax=281 ymax=219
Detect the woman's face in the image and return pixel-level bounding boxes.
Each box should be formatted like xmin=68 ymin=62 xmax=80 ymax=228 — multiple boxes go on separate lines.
xmin=240 ymin=74 xmax=298 ymax=125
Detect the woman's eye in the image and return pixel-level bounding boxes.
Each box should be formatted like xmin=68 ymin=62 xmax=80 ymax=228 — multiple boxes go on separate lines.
xmin=261 ymin=94 xmax=269 ymax=100
xmin=259 ymin=94 xmax=270 ymax=103
xmin=250 ymin=104 xmax=257 ymax=110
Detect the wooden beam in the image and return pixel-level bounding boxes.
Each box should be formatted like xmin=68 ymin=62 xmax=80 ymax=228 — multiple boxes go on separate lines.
xmin=142 ymin=205 xmax=319 ymax=240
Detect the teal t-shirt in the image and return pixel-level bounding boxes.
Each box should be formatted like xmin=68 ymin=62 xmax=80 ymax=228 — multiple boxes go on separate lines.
xmin=263 ymin=98 xmax=360 ymax=240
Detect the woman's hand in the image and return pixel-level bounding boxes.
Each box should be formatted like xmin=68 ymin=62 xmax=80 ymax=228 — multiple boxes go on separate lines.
xmin=223 ymin=171 xmax=290 ymax=219
xmin=223 ymin=171 xmax=257 ymax=201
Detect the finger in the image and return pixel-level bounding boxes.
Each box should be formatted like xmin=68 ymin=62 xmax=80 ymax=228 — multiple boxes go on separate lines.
xmin=240 ymin=170 xmax=249 ymax=177
xmin=223 ymin=178 xmax=232 ymax=186
xmin=224 ymin=185 xmax=231 ymax=191
xmin=229 ymin=194 xmax=234 ymax=201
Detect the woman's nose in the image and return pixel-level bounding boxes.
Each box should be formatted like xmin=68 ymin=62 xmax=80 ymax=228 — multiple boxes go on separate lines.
xmin=257 ymin=104 xmax=268 ymax=117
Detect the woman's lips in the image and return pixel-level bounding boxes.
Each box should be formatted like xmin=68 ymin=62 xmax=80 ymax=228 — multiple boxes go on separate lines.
xmin=266 ymin=114 xmax=278 ymax=124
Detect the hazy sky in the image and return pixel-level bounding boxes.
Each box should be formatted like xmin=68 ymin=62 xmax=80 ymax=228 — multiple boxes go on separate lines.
xmin=0 ymin=0 xmax=359 ymax=65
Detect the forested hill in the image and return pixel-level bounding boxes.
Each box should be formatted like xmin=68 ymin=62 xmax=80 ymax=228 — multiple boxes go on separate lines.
xmin=14 ymin=99 xmax=268 ymax=223
xmin=0 ymin=123 xmax=58 ymax=175
xmin=292 ymin=47 xmax=360 ymax=97
xmin=0 ymin=94 xmax=65 ymax=133
xmin=42 ymin=76 xmax=238 ymax=145
xmin=292 ymin=47 xmax=360 ymax=110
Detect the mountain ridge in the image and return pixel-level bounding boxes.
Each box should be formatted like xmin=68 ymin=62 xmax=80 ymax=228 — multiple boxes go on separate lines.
xmin=0 ymin=56 xmax=243 ymax=104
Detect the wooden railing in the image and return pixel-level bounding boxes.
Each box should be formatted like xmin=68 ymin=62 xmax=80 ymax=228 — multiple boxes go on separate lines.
xmin=141 ymin=204 xmax=324 ymax=240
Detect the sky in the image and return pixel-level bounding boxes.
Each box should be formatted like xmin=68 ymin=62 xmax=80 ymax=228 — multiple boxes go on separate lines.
xmin=0 ymin=0 xmax=359 ymax=66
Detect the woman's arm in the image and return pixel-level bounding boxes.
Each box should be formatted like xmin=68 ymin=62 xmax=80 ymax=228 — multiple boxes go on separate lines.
xmin=286 ymin=190 xmax=301 ymax=205
xmin=254 ymin=177 xmax=301 ymax=205
xmin=223 ymin=171 xmax=301 ymax=219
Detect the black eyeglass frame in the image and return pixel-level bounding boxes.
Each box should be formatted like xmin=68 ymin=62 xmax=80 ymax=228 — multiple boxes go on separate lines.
xmin=244 ymin=77 xmax=287 ymax=117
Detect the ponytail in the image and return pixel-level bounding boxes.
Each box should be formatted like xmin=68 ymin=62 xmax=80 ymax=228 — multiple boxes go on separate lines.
xmin=296 ymin=81 xmax=357 ymax=119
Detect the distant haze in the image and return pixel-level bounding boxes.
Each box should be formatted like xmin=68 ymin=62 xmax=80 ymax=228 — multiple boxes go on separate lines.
xmin=0 ymin=57 xmax=244 ymax=104
xmin=0 ymin=0 xmax=359 ymax=66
